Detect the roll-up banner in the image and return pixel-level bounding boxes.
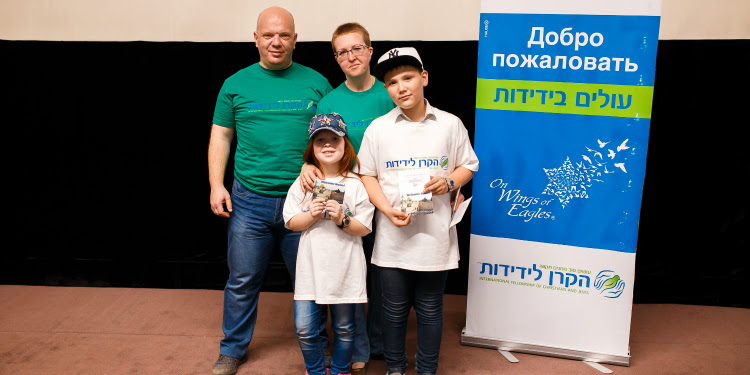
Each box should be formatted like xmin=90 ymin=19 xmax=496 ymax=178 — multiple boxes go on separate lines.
xmin=463 ymin=0 xmax=661 ymax=366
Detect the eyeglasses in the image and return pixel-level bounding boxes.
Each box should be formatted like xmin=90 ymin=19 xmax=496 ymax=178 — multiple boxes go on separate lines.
xmin=334 ymin=44 xmax=369 ymax=61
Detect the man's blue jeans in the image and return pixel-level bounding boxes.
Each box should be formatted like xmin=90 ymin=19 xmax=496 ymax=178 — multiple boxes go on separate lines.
xmin=296 ymin=301 xmax=355 ymax=375
xmin=219 ymin=180 xmax=300 ymax=359
xmin=380 ymin=267 xmax=448 ymax=375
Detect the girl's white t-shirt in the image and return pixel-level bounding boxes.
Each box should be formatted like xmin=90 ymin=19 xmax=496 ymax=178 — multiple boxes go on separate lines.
xmin=358 ymin=101 xmax=479 ymax=271
xmin=283 ymin=174 xmax=375 ymax=304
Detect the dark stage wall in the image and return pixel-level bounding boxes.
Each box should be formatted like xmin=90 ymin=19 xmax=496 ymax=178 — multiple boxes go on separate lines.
xmin=1 ymin=39 xmax=747 ymax=308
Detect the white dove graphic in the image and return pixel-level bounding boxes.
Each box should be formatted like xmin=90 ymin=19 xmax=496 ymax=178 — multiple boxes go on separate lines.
xmin=617 ymin=139 xmax=631 ymax=152
xmin=586 ymin=147 xmax=603 ymax=160
xmin=597 ymin=139 xmax=610 ymax=148
xmin=614 ymin=163 xmax=627 ymax=173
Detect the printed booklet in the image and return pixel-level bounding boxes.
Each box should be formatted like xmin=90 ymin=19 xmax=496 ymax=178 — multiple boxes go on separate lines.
xmin=313 ymin=179 xmax=345 ymax=219
xmin=398 ymin=170 xmax=433 ymax=215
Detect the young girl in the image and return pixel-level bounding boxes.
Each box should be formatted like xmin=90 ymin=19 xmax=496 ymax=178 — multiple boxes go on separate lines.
xmin=283 ymin=113 xmax=375 ymax=375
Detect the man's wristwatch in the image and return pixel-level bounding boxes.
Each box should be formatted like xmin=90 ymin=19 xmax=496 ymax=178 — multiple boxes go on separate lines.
xmin=445 ymin=177 xmax=456 ymax=192
xmin=337 ymin=215 xmax=351 ymax=229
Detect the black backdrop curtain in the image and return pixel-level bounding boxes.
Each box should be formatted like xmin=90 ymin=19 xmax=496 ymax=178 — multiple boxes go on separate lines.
xmin=1 ymin=39 xmax=746 ymax=307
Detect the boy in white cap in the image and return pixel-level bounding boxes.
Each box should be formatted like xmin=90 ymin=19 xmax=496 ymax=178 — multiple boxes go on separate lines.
xmin=357 ymin=47 xmax=479 ymax=375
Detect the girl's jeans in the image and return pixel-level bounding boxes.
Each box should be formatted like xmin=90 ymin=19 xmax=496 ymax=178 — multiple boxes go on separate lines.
xmin=296 ymin=300 xmax=355 ymax=375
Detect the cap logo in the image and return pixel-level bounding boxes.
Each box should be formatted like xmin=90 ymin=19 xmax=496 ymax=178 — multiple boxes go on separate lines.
xmin=388 ymin=49 xmax=399 ymax=58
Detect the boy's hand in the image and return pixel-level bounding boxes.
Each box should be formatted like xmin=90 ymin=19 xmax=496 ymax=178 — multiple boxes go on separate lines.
xmin=300 ymin=163 xmax=324 ymax=192
xmin=424 ymin=176 xmax=449 ymax=196
xmin=309 ymin=198 xmax=327 ymax=219
xmin=387 ymin=208 xmax=411 ymax=227
xmin=325 ymin=200 xmax=343 ymax=225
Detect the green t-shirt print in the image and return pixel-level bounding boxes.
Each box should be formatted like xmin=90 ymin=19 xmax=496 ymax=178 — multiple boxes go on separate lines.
xmin=213 ymin=63 xmax=333 ymax=196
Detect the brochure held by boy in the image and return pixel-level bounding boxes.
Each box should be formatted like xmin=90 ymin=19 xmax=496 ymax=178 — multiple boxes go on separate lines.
xmin=398 ymin=170 xmax=434 ymax=215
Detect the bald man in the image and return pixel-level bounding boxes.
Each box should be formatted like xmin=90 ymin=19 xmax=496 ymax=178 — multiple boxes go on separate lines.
xmin=208 ymin=7 xmax=332 ymax=375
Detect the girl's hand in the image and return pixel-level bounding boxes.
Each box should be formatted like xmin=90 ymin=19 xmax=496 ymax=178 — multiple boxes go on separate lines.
xmin=325 ymin=200 xmax=343 ymax=224
xmin=309 ymin=198 xmax=327 ymax=219
xmin=387 ymin=208 xmax=411 ymax=227
xmin=424 ymin=175 xmax=449 ymax=196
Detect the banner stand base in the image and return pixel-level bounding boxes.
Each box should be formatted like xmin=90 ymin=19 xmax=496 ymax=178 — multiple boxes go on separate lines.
xmin=498 ymin=350 xmax=519 ymax=363
xmin=584 ymin=361 xmax=614 ymax=373
xmin=461 ymin=328 xmax=630 ymax=367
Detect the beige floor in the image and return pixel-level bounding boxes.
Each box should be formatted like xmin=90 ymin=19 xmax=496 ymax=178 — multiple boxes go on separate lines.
xmin=1 ymin=285 xmax=748 ymax=374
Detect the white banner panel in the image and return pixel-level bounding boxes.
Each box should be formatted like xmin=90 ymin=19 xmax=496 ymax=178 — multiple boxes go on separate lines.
xmin=466 ymin=236 xmax=635 ymax=356
xmin=463 ymin=0 xmax=662 ymax=366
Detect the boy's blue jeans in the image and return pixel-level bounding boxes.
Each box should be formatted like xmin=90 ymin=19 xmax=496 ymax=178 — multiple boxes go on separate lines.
xmin=380 ymin=267 xmax=448 ymax=375
xmin=296 ymin=301 xmax=355 ymax=375
xmin=219 ymin=180 xmax=300 ymax=359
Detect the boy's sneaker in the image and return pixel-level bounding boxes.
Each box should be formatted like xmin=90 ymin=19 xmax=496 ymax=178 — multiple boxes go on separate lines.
xmin=211 ymin=354 xmax=247 ymax=375
xmin=386 ymin=372 xmax=403 ymax=375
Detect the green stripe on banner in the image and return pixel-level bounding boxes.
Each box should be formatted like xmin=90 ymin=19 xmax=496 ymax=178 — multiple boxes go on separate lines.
xmin=476 ymin=79 xmax=654 ymax=119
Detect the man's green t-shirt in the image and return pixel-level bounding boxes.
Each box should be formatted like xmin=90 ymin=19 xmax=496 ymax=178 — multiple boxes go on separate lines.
xmin=213 ymin=63 xmax=332 ymax=196
xmin=316 ymin=78 xmax=394 ymax=153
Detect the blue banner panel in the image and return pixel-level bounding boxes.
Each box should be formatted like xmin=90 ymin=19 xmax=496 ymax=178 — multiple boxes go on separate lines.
xmin=470 ymin=11 xmax=659 ymax=253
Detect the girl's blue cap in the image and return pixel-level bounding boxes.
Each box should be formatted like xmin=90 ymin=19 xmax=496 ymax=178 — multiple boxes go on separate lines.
xmin=309 ymin=113 xmax=348 ymax=140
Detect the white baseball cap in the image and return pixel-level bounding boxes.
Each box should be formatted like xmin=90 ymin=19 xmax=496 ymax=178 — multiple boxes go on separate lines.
xmin=373 ymin=47 xmax=424 ymax=81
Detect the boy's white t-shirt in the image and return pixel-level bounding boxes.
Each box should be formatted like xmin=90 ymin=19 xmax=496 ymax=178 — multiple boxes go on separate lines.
xmin=358 ymin=100 xmax=479 ymax=272
xmin=283 ymin=174 xmax=375 ymax=304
